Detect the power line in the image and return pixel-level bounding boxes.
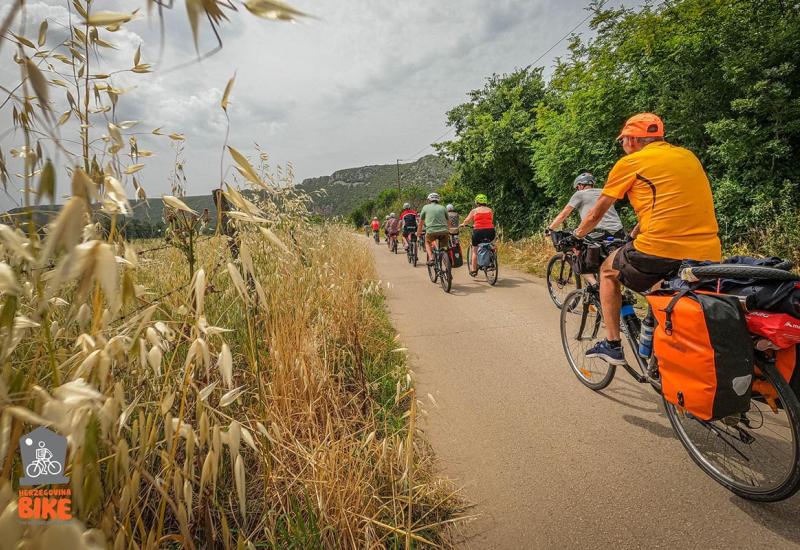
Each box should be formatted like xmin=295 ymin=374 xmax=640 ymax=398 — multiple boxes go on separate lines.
xmin=399 ymin=127 xmax=455 ymax=162
xmin=527 ymin=10 xmax=594 ymax=69
xmin=394 ymin=8 xmax=594 ymax=171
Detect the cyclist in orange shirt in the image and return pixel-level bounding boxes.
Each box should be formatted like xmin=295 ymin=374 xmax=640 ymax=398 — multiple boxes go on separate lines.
xmin=370 ymin=216 xmax=380 ymax=241
xmin=573 ymin=113 xmax=722 ymax=365
xmin=460 ymin=194 xmax=496 ymax=277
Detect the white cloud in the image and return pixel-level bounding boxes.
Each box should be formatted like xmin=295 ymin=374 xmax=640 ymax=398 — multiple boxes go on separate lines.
xmin=0 ymin=0 xmax=631 ymax=211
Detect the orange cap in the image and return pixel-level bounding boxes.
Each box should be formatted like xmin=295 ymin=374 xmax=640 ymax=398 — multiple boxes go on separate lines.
xmin=617 ymin=113 xmax=664 ymax=140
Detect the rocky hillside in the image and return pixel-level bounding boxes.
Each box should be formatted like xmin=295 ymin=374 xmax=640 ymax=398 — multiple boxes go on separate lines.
xmin=297 ymin=155 xmax=452 ymax=216
xmin=1 ymin=156 xmax=453 ymax=234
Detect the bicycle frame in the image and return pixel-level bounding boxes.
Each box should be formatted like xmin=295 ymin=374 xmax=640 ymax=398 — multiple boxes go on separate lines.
xmin=577 ymin=284 xmax=655 ymax=386
xmin=557 ymin=251 xmax=577 ymax=283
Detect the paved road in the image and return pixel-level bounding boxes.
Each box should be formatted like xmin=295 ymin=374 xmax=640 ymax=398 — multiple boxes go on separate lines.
xmin=365 ymin=237 xmax=800 ymax=549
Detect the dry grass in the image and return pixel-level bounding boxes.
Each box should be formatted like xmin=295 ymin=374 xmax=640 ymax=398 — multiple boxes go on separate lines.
xmin=1 ymin=216 xmax=465 ymax=548
xmin=0 ymin=2 xmax=464 ymax=547
xmin=495 ymin=233 xmax=554 ymax=277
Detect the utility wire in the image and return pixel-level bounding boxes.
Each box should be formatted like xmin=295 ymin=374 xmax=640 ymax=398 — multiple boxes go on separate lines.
xmin=400 ymin=127 xmax=456 ymax=163
xmin=392 ymin=8 xmax=593 ymax=171
xmin=526 ymin=10 xmax=594 ymax=70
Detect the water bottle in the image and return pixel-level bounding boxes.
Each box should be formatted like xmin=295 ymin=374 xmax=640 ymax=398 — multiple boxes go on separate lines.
xmin=638 ymin=312 xmax=655 ymax=358
xmin=620 ymin=303 xmax=636 ymax=320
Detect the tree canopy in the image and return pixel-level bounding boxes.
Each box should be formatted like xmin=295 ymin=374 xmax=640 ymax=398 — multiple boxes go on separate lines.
xmin=431 ymin=0 xmax=799 ymax=256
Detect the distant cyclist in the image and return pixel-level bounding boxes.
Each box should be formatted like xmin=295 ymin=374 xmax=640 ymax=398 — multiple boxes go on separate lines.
xmin=547 ymin=172 xmax=624 ymax=239
xmin=387 ymin=212 xmax=400 ymax=249
xmin=399 ymin=202 xmax=418 ymax=250
xmin=460 ymin=194 xmax=495 ymax=277
xmin=574 ymin=113 xmax=722 ymax=365
xmin=417 ymin=192 xmax=451 ymax=265
xmin=370 ymin=216 xmax=380 ymax=241
xmin=382 ymin=215 xmax=391 ymax=242
xmin=446 ymin=204 xmax=459 ymax=229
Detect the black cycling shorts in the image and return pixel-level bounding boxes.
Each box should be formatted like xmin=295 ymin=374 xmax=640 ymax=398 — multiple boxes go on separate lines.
xmin=471 ymin=228 xmax=496 ymax=247
xmin=612 ymin=241 xmax=681 ymax=293
xmin=402 ymin=227 xmax=417 ymax=236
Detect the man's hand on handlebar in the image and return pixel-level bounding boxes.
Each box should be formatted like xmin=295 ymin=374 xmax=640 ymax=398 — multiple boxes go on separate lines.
xmin=559 ymin=232 xmax=580 ymax=250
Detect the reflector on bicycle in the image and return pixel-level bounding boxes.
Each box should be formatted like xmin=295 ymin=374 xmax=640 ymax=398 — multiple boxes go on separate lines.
xmin=648 ymin=289 xmax=754 ymax=420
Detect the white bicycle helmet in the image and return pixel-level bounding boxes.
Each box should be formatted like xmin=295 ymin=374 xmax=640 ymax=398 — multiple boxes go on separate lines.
xmin=403 ymin=202 xmax=411 ymax=209
xmin=427 ymin=192 xmax=440 ymax=202
xmin=389 ymin=212 xmax=396 ymax=218
xmin=446 ymin=204 xmax=454 ymax=212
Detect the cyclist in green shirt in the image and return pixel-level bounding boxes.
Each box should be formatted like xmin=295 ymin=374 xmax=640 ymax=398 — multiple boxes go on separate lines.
xmin=417 ymin=192 xmax=451 ymax=266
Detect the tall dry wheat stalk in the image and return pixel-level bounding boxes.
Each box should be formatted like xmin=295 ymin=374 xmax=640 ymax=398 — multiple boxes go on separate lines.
xmin=495 ymin=233 xmax=553 ymax=277
xmin=0 ymin=2 xmax=463 ymax=547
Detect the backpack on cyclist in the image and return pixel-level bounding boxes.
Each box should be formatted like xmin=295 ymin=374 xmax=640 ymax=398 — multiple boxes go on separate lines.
xmin=477 ymin=242 xmax=493 ymax=268
xmin=449 ymin=241 xmax=464 ymax=268
xmin=646 ymin=289 xmax=754 ymax=420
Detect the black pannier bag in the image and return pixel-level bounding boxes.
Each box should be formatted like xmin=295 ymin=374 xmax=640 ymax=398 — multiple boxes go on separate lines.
xmin=575 ymin=243 xmax=602 ymax=275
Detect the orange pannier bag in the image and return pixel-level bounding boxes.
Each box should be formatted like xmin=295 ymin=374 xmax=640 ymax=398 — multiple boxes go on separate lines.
xmin=646 ymin=289 xmax=754 ymax=420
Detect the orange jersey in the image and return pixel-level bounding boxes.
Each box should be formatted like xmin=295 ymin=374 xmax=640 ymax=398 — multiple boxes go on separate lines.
xmin=603 ymin=141 xmax=721 ymax=261
xmin=472 ymin=208 xmax=494 ymax=230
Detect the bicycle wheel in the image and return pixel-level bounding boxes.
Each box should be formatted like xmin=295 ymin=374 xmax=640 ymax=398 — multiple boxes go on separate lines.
xmin=685 ymin=264 xmax=800 ymax=282
xmin=466 ymin=245 xmax=476 ymax=277
xmin=439 ymin=252 xmax=452 ymax=293
xmin=547 ymin=253 xmax=581 ymax=309
xmin=485 ymin=249 xmax=498 ymax=286
xmin=412 ymin=241 xmax=418 ymax=267
xmin=664 ymin=360 xmax=800 ymax=501
xmin=560 ymin=289 xmax=616 ymax=390
xmin=427 ymin=250 xmax=437 ymax=282
xmin=47 ymin=460 xmax=62 ymax=475
xmin=26 ymin=462 xmax=43 ymax=478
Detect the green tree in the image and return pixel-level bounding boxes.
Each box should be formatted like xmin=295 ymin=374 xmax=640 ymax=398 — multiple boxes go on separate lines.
xmin=435 ymin=68 xmax=547 ymax=237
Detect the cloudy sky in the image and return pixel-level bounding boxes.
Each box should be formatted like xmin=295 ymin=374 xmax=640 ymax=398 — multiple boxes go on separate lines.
xmin=0 ymin=0 xmax=623 ymax=211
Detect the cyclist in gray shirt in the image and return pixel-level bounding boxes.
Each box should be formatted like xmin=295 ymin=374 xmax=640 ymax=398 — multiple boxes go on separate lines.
xmin=547 ymin=172 xmax=624 ymax=237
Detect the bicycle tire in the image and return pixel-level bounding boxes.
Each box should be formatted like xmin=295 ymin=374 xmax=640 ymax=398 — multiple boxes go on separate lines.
xmin=412 ymin=242 xmax=418 ymax=267
xmin=547 ymin=253 xmax=581 ymax=309
xmin=559 ymin=289 xmax=616 ymax=390
xmin=664 ymin=360 xmax=800 ymax=501
xmin=26 ymin=462 xmax=42 ymax=478
xmin=427 ymin=252 xmax=437 ymax=283
xmin=439 ymin=252 xmax=452 ymax=293
xmin=466 ymin=245 xmax=476 ymax=277
xmin=486 ymin=250 xmax=498 ymax=286
xmin=684 ymin=264 xmax=800 ymax=282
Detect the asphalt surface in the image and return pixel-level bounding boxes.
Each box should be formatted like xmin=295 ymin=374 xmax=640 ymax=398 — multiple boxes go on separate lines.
xmin=366 ymin=236 xmax=800 ymax=550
